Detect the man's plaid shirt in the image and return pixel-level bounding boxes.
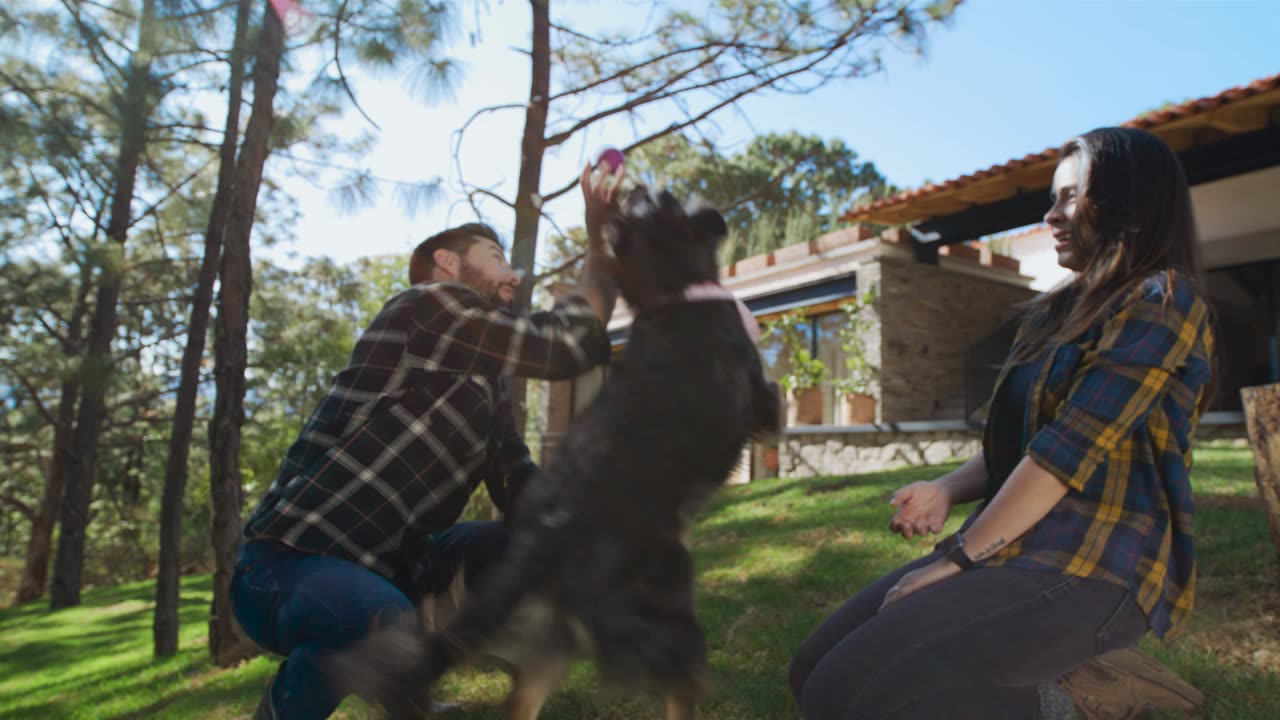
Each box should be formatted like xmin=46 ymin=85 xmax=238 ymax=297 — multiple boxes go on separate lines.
xmin=243 ymin=281 xmax=610 ymax=583
xmin=973 ymin=271 xmax=1214 ymax=639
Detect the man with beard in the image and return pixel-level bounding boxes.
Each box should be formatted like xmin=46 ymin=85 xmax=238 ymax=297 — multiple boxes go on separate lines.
xmin=233 ymin=169 xmax=621 ymax=719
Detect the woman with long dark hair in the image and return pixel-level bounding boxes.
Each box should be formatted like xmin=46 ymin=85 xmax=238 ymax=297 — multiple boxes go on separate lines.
xmin=789 ymin=127 xmax=1217 ymax=719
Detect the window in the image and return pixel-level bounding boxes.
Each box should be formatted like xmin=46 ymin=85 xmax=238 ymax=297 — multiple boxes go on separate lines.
xmin=757 ymin=310 xmax=867 ymax=425
xmin=1205 ymin=259 xmax=1280 ymax=411
xmin=758 ymin=316 xmax=812 ymax=388
xmin=816 ymin=313 xmax=850 ymax=425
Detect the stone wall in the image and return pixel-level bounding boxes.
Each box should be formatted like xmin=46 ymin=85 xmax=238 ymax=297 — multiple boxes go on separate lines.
xmin=777 ymin=420 xmax=1248 ymax=480
xmin=872 ymin=256 xmax=1038 ymax=423
xmin=779 ymin=424 xmax=982 ymax=479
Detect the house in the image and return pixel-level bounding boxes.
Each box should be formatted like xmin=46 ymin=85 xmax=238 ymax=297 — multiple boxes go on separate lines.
xmin=542 ymin=71 xmax=1280 ymax=479
xmin=843 ymin=72 xmax=1280 ymax=417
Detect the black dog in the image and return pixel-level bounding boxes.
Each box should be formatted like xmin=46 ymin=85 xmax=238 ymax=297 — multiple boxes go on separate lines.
xmin=416 ymin=187 xmax=780 ymax=719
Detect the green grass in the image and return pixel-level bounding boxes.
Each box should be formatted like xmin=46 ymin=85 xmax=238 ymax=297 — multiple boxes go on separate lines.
xmin=1 ymin=446 xmax=1275 ymax=719
xmin=1143 ymin=445 xmax=1280 ymax=719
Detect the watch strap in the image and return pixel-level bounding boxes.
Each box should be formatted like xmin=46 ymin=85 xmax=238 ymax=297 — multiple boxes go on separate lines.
xmin=935 ymin=532 xmax=975 ymax=571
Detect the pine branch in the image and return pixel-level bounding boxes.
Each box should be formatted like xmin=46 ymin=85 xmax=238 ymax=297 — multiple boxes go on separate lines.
xmin=127 ymin=154 xmax=216 ymax=231
xmin=542 ymin=18 xmax=874 ymax=205
xmin=541 ymin=44 xmax=736 ymax=149
xmin=332 ymin=0 xmax=382 ymax=131
xmin=56 ymin=0 xmax=126 ymax=80
xmin=0 ymin=361 xmax=58 ymax=426
xmin=0 ymin=493 xmax=36 ymax=522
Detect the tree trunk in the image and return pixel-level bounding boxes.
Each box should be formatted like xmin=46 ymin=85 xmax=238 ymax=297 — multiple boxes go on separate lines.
xmin=17 ymin=260 xmax=91 ymax=606
xmin=505 ymin=0 xmax=552 ymax=433
xmin=208 ymin=1 xmax=283 ymax=667
xmin=50 ymin=0 xmax=160 ymax=610
xmin=14 ymin=379 xmax=78 ymax=605
xmin=153 ymin=0 xmax=253 ymax=657
xmin=1241 ymin=382 xmax=1280 ymax=572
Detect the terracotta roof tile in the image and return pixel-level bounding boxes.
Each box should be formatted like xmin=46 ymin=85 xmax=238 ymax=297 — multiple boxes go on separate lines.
xmin=844 ymin=72 xmax=1280 ymax=222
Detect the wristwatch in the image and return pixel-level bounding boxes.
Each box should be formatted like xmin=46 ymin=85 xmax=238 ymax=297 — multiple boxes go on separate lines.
xmin=935 ymin=532 xmax=975 ymax=571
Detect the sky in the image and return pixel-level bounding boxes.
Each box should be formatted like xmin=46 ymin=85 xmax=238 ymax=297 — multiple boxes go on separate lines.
xmin=268 ymin=0 xmax=1280 ymax=270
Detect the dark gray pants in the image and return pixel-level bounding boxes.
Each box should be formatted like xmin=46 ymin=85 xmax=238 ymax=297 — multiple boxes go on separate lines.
xmin=788 ymin=551 xmax=1148 ymax=720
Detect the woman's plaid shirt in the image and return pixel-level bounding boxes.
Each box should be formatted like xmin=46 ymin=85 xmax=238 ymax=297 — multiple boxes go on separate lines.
xmin=975 ymin=271 xmax=1214 ymax=639
xmin=243 ymin=281 xmax=610 ymax=582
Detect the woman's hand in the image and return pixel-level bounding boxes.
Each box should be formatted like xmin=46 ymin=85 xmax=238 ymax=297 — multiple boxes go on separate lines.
xmin=581 ymin=163 xmax=625 ymax=254
xmin=888 ymin=480 xmax=953 ymax=539
xmin=879 ymin=557 xmax=962 ymax=610
xmin=576 ymin=163 xmax=626 ymax=323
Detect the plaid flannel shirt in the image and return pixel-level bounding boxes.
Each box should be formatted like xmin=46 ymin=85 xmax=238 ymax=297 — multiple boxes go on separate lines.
xmin=243 ymin=281 xmax=610 ymax=583
xmin=973 ymin=271 xmax=1214 ymax=639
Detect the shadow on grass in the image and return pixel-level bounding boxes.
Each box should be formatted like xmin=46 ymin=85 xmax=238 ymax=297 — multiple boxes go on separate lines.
xmin=108 ymin=672 xmax=268 ymax=720
xmin=0 ymin=575 xmax=221 ymax=720
xmin=0 ymin=635 xmax=267 ymax=720
xmin=425 ymin=550 xmax=873 ymax=720
xmin=2 ymin=449 xmax=1274 ymax=719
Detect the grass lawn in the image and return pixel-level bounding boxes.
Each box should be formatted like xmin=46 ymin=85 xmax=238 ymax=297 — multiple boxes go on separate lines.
xmin=1 ymin=445 xmax=1275 ymax=719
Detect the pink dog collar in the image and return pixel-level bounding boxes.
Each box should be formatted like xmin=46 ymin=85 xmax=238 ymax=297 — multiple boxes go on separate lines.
xmin=679 ymin=282 xmax=760 ymax=344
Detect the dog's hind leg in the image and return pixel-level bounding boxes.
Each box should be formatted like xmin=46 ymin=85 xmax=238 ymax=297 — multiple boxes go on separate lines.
xmin=663 ymin=695 xmax=697 ymax=720
xmin=504 ymin=657 xmax=570 ymax=720
xmin=419 ymin=561 xmax=468 ymax=633
xmin=325 ymin=610 xmax=437 ymax=720
xmin=419 ymin=535 xmax=557 ymax=695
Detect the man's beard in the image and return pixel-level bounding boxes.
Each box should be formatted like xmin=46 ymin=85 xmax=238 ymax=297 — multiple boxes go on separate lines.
xmin=459 ymin=262 xmax=515 ymax=309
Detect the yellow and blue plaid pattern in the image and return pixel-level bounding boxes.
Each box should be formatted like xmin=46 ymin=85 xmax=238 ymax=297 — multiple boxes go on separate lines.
xmin=977 ymin=272 xmax=1214 ymax=639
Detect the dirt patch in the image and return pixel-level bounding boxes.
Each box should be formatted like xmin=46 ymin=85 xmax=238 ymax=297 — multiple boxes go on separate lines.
xmin=803 ymin=478 xmax=864 ymax=495
xmin=1188 ymin=612 xmax=1280 ymax=675
xmin=791 ymin=527 xmax=868 ymax=547
xmin=1187 ymin=575 xmax=1280 ymax=676
xmin=1196 ymin=494 xmax=1266 ymax=513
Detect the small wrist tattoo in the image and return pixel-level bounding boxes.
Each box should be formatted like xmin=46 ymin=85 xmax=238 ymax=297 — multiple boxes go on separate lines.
xmin=974 ymin=537 xmax=1006 ymax=560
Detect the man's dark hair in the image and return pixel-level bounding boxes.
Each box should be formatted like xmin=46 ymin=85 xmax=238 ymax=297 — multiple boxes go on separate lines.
xmin=409 ymin=223 xmax=503 ymax=284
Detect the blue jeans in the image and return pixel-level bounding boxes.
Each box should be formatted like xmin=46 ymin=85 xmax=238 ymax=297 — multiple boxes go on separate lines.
xmin=789 ymin=552 xmax=1148 ymax=719
xmin=231 ymin=522 xmax=509 ymax=719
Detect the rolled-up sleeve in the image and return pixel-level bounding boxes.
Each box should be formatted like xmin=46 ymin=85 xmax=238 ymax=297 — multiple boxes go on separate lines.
xmin=408 ymin=283 xmax=611 ymax=380
xmin=1027 ymin=275 xmax=1211 ymax=491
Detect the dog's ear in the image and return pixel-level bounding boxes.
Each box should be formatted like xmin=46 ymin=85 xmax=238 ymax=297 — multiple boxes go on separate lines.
xmin=688 ymin=206 xmax=728 ymax=245
xmin=752 ymin=378 xmax=784 ymax=440
xmin=623 ymin=185 xmax=656 ymax=218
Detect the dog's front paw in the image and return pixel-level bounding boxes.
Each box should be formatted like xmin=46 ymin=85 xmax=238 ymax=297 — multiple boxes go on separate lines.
xmin=378 ymin=656 xmax=457 ymax=720
xmin=376 ymin=637 xmax=462 ymax=719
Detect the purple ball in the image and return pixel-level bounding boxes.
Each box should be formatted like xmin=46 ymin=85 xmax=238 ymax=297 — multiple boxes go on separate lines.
xmin=596 ymin=147 xmax=625 ymax=173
